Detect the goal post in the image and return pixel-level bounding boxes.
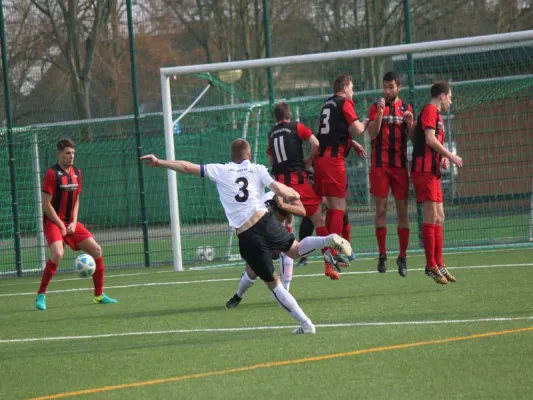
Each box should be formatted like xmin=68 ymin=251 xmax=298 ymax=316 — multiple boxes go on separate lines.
xmin=160 ymin=31 xmax=533 ymax=271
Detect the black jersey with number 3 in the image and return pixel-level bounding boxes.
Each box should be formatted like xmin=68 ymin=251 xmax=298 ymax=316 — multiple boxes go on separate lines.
xmin=317 ymin=95 xmax=356 ymax=157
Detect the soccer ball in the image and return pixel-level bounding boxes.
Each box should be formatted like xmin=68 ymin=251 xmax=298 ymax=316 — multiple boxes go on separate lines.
xmin=75 ymin=254 xmax=96 ymax=278
xmin=196 ymin=246 xmax=215 ymax=262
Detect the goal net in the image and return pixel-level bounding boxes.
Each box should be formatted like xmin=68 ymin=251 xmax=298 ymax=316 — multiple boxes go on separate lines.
xmin=161 ymin=32 xmax=533 ymax=271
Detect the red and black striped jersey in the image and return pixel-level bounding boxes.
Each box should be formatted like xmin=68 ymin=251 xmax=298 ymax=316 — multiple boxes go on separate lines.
xmin=267 ymin=121 xmax=312 ymax=184
xmin=411 ymin=104 xmax=445 ymax=177
xmin=42 ymin=164 xmax=82 ymax=223
xmin=368 ymin=99 xmax=413 ymax=169
xmin=316 ymin=95 xmax=358 ymax=159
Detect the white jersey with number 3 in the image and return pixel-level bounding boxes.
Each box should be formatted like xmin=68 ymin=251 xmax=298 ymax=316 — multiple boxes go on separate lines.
xmin=201 ymin=160 xmax=274 ymax=229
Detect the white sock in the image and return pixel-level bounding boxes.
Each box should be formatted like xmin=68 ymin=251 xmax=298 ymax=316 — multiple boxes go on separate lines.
xmin=236 ymin=270 xmax=256 ymax=298
xmin=279 ymin=252 xmax=293 ymax=291
xmin=272 ymin=284 xmax=311 ymax=325
xmin=297 ymin=236 xmax=327 ymax=256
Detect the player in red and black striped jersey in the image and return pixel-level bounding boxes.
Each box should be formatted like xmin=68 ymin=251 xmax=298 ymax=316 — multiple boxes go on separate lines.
xmin=267 ymin=102 xmax=346 ymax=280
xmin=411 ymin=82 xmax=463 ymax=284
xmin=313 ymin=75 xmax=367 ymax=276
xmin=367 ymin=72 xmax=415 ymax=277
xmin=35 ymin=139 xmax=117 ymax=310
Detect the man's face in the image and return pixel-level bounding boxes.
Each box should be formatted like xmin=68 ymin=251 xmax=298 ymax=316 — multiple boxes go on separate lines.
xmin=344 ymin=81 xmax=354 ymax=99
xmin=58 ymin=147 xmax=75 ymax=167
xmin=383 ymin=80 xmax=400 ymax=102
xmin=440 ymin=90 xmax=452 ymax=112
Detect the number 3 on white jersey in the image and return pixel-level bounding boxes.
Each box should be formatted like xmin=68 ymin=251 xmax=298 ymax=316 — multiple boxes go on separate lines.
xmin=320 ymin=108 xmax=330 ymax=134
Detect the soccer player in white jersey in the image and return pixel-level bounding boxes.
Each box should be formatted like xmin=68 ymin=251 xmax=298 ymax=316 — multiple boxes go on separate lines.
xmin=225 ymin=190 xmax=305 ymax=309
xmin=141 ymin=139 xmax=352 ymax=335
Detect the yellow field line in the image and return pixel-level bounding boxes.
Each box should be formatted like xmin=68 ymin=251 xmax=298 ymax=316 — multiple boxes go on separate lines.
xmin=30 ymin=326 xmax=533 ymax=400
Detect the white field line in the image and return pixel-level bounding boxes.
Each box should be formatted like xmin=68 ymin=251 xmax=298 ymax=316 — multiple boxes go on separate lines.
xmin=1 ymin=262 xmax=533 ymax=298
xmin=1 ymin=246 xmax=531 ymax=286
xmin=1 ymin=315 xmax=532 ymax=344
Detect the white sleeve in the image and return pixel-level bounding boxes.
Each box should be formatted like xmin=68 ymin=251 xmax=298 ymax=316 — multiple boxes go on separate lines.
xmin=257 ymin=164 xmax=274 ymax=187
xmin=202 ymin=163 xmax=224 ymax=183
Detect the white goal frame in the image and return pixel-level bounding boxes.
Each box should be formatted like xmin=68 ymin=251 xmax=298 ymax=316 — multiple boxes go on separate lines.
xmin=160 ymin=30 xmax=533 ymax=271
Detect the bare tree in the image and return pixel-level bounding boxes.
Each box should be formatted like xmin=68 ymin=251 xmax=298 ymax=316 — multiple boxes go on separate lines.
xmin=30 ymin=0 xmax=116 ymax=121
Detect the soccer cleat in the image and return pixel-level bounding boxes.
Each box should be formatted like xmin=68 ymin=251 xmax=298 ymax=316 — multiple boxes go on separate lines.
xmin=377 ymin=254 xmax=388 ymax=273
xmin=347 ymin=251 xmax=357 ymax=261
xmin=439 ymin=266 xmax=456 ymax=283
xmin=325 ymin=234 xmax=352 ymax=256
xmin=93 ymin=293 xmax=118 ymax=304
xmin=334 ymin=253 xmax=350 ymax=268
xmin=292 ymin=322 xmax=316 ymax=335
xmin=425 ymin=266 xmax=448 ymax=285
xmin=35 ymin=293 xmax=46 ymax=311
xmin=225 ymin=294 xmax=242 ymax=309
xmin=397 ymin=256 xmax=408 ymax=277
xmin=323 ymin=249 xmax=341 ymax=273
xmin=297 ymin=257 xmax=308 ymax=267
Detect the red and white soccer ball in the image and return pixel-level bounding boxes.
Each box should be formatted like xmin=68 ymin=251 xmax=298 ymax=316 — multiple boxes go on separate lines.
xmin=196 ymin=246 xmax=215 ymax=262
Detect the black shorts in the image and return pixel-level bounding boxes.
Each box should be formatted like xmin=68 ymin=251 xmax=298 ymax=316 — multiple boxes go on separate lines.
xmin=238 ymin=213 xmax=295 ymax=282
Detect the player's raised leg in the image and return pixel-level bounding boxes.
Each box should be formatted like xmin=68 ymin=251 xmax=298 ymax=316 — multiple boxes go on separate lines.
xmin=297 ymin=216 xmax=314 ymax=266
xmin=77 ymin=236 xmax=117 ymax=304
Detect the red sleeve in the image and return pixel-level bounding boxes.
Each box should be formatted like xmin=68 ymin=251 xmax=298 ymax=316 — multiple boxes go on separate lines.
xmin=266 ymin=137 xmax=272 ymax=156
xmin=77 ymin=169 xmax=82 ymax=195
xmin=296 ymin=123 xmax=312 ymax=141
xmin=407 ymin=104 xmax=414 ymax=114
xmin=342 ymin=98 xmax=358 ymax=125
xmin=42 ymin=169 xmax=56 ymax=195
xmin=421 ymin=105 xmax=438 ymax=131
xmin=368 ymin=103 xmax=378 ymax=122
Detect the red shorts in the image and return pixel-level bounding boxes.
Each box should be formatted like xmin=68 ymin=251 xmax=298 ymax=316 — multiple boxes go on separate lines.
xmin=44 ymin=220 xmax=93 ymax=250
xmin=411 ymin=172 xmax=443 ymax=203
xmin=313 ymin=157 xmax=347 ymax=199
xmin=288 ymin=180 xmax=322 ymax=217
xmin=370 ymin=167 xmax=409 ymax=200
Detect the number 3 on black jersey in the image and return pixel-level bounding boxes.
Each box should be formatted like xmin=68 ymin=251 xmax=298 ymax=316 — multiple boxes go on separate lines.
xmin=319 ymin=108 xmax=331 ymax=134
xmin=235 ymin=177 xmax=249 ymax=202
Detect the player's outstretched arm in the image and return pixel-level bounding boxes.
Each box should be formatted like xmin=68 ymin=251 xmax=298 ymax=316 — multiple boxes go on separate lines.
xmin=424 ymin=130 xmax=463 ymax=167
xmin=140 ymin=154 xmax=201 ymax=176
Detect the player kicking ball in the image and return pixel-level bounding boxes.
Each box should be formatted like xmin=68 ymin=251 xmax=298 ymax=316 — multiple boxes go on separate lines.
xmin=225 ymin=190 xmax=307 ymax=309
xmin=141 ymin=139 xmax=352 ymax=334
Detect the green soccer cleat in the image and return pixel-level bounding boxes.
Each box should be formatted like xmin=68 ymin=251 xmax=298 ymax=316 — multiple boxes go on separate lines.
xmin=93 ymin=293 xmax=118 ymax=304
xmin=35 ymin=293 xmax=46 ymax=311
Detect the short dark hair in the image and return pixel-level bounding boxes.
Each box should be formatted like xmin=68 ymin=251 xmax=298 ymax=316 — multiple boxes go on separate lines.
xmin=383 ymin=71 xmax=401 ymax=86
xmin=430 ymin=81 xmax=451 ymax=98
xmin=57 ymin=138 xmax=75 ymax=151
xmin=274 ymin=102 xmax=291 ymax=122
xmin=333 ymin=75 xmax=352 ymax=93
xmin=230 ymin=138 xmax=251 ymax=163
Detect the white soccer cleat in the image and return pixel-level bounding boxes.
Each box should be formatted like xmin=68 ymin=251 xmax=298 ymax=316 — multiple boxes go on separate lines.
xmin=292 ymin=322 xmax=316 ymax=335
xmin=325 ymin=234 xmax=352 ymax=256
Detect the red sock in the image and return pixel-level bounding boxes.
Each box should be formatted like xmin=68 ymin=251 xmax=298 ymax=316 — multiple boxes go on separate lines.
xmin=286 ymin=225 xmax=293 ymax=233
xmin=422 ymin=223 xmax=436 ymax=268
xmin=397 ymin=227 xmax=410 ymax=258
xmin=38 ymin=259 xmax=58 ymax=294
xmin=376 ymin=227 xmax=387 ymax=255
xmin=92 ymin=257 xmax=105 ymax=296
xmin=326 ymin=209 xmax=344 ymax=236
xmin=342 ymin=221 xmax=351 ymax=242
xmin=434 ymin=225 xmax=444 ymax=266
